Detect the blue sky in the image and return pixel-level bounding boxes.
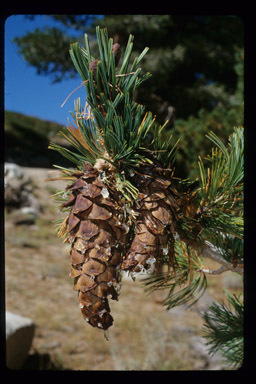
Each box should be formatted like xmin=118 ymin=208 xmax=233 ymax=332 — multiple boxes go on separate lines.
xmin=4 ymin=15 xmax=93 ymax=126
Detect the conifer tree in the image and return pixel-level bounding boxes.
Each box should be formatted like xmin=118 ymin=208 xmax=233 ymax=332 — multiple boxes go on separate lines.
xmin=48 ymin=27 xmax=243 ymax=363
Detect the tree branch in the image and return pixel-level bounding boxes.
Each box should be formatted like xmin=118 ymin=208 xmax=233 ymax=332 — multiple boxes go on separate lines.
xmin=199 ymin=265 xmax=229 ymax=275
xmin=194 ymin=240 xmax=243 ymax=276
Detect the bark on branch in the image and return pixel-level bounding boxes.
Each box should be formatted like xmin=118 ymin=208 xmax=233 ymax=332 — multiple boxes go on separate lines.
xmin=199 ymin=265 xmax=229 ymax=275
xmin=192 ymin=240 xmax=243 ymax=276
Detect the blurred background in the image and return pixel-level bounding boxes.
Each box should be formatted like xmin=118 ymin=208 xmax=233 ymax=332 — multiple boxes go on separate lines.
xmin=4 ymin=14 xmax=244 ymax=370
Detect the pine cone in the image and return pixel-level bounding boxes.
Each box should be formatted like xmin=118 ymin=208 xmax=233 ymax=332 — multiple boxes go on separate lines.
xmin=122 ymin=165 xmax=180 ymax=273
xmin=63 ymin=161 xmax=127 ymax=330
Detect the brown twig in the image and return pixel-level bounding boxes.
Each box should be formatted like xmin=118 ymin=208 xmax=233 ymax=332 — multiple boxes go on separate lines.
xmin=193 ymin=240 xmax=243 ymax=276
xmin=199 ymin=265 xmax=229 ymax=275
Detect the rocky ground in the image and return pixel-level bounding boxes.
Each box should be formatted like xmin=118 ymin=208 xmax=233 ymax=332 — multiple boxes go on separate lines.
xmin=4 ymin=164 xmax=243 ymax=370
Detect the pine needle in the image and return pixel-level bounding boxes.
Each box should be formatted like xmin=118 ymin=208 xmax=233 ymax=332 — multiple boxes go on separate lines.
xmin=202 ymin=292 xmax=243 ymax=368
xmin=56 ymin=216 xmax=69 ymax=238
xmin=67 ymin=125 xmax=99 ymax=157
xmin=45 ymin=176 xmax=76 ymax=182
xmin=61 ymin=80 xmax=88 ymax=108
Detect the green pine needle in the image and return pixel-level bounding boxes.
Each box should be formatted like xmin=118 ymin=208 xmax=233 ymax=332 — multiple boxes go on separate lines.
xmin=142 ymin=239 xmax=207 ymax=310
xmin=195 ymin=127 xmax=244 ymax=240
xmin=202 ymin=292 xmax=244 ymax=368
xmin=53 ymin=26 xmax=166 ymax=180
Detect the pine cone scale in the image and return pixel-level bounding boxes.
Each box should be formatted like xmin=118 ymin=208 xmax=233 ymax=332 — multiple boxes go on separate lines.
xmin=73 ymin=194 xmax=93 ymax=213
xmin=82 ymin=258 xmax=106 ymax=276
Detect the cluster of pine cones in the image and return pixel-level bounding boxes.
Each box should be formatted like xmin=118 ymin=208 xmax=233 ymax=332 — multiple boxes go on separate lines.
xmin=63 ymin=160 xmax=182 ymax=331
xmin=52 ymin=31 xmax=193 ymax=333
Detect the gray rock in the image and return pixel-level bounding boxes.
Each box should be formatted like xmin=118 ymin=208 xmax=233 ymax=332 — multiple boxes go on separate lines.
xmin=4 ymin=162 xmax=41 ymax=223
xmin=10 ymin=207 xmax=38 ymax=225
xmin=25 ymin=193 xmax=41 ymax=213
xmin=4 ymin=163 xmax=24 ymax=180
xmin=5 ymin=163 xmax=32 ymax=208
xmin=6 ymin=311 xmax=35 ymax=370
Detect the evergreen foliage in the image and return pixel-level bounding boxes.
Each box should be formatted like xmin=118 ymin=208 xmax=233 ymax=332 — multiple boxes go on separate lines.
xmin=202 ymin=292 xmax=244 ymax=368
xmin=195 ymin=127 xmax=244 ymax=241
xmin=13 ymin=15 xmax=244 ymax=179
xmin=49 ymin=27 xmax=177 ymax=201
xmin=143 ymin=238 xmax=208 ymax=309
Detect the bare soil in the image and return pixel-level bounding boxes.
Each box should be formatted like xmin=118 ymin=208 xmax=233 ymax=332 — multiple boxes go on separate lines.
xmin=4 ymin=167 xmax=243 ymax=370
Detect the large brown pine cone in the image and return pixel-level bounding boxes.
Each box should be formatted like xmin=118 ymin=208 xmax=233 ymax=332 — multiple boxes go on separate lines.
xmin=63 ymin=162 xmax=127 ymax=330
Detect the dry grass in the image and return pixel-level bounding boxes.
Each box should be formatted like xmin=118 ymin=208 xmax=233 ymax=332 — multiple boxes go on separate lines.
xmin=5 ymin=167 xmax=243 ymax=371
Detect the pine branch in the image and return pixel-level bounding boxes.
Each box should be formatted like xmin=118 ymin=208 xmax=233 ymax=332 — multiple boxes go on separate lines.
xmin=174 ymin=127 xmax=244 ymax=276
xmin=194 ymin=127 xmax=243 ymax=240
xmin=59 ymin=27 xmax=155 ymax=173
xmin=141 ymin=227 xmax=243 ymax=314
xmin=202 ymin=292 xmax=244 ymax=368
xmin=191 ymin=240 xmax=243 ymax=275
xmin=199 ymin=265 xmax=229 ymax=275
xmin=51 ymin=26 xmax=180 ymax=201
xmin=142 ymin=238 xmax=207 ymax=310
